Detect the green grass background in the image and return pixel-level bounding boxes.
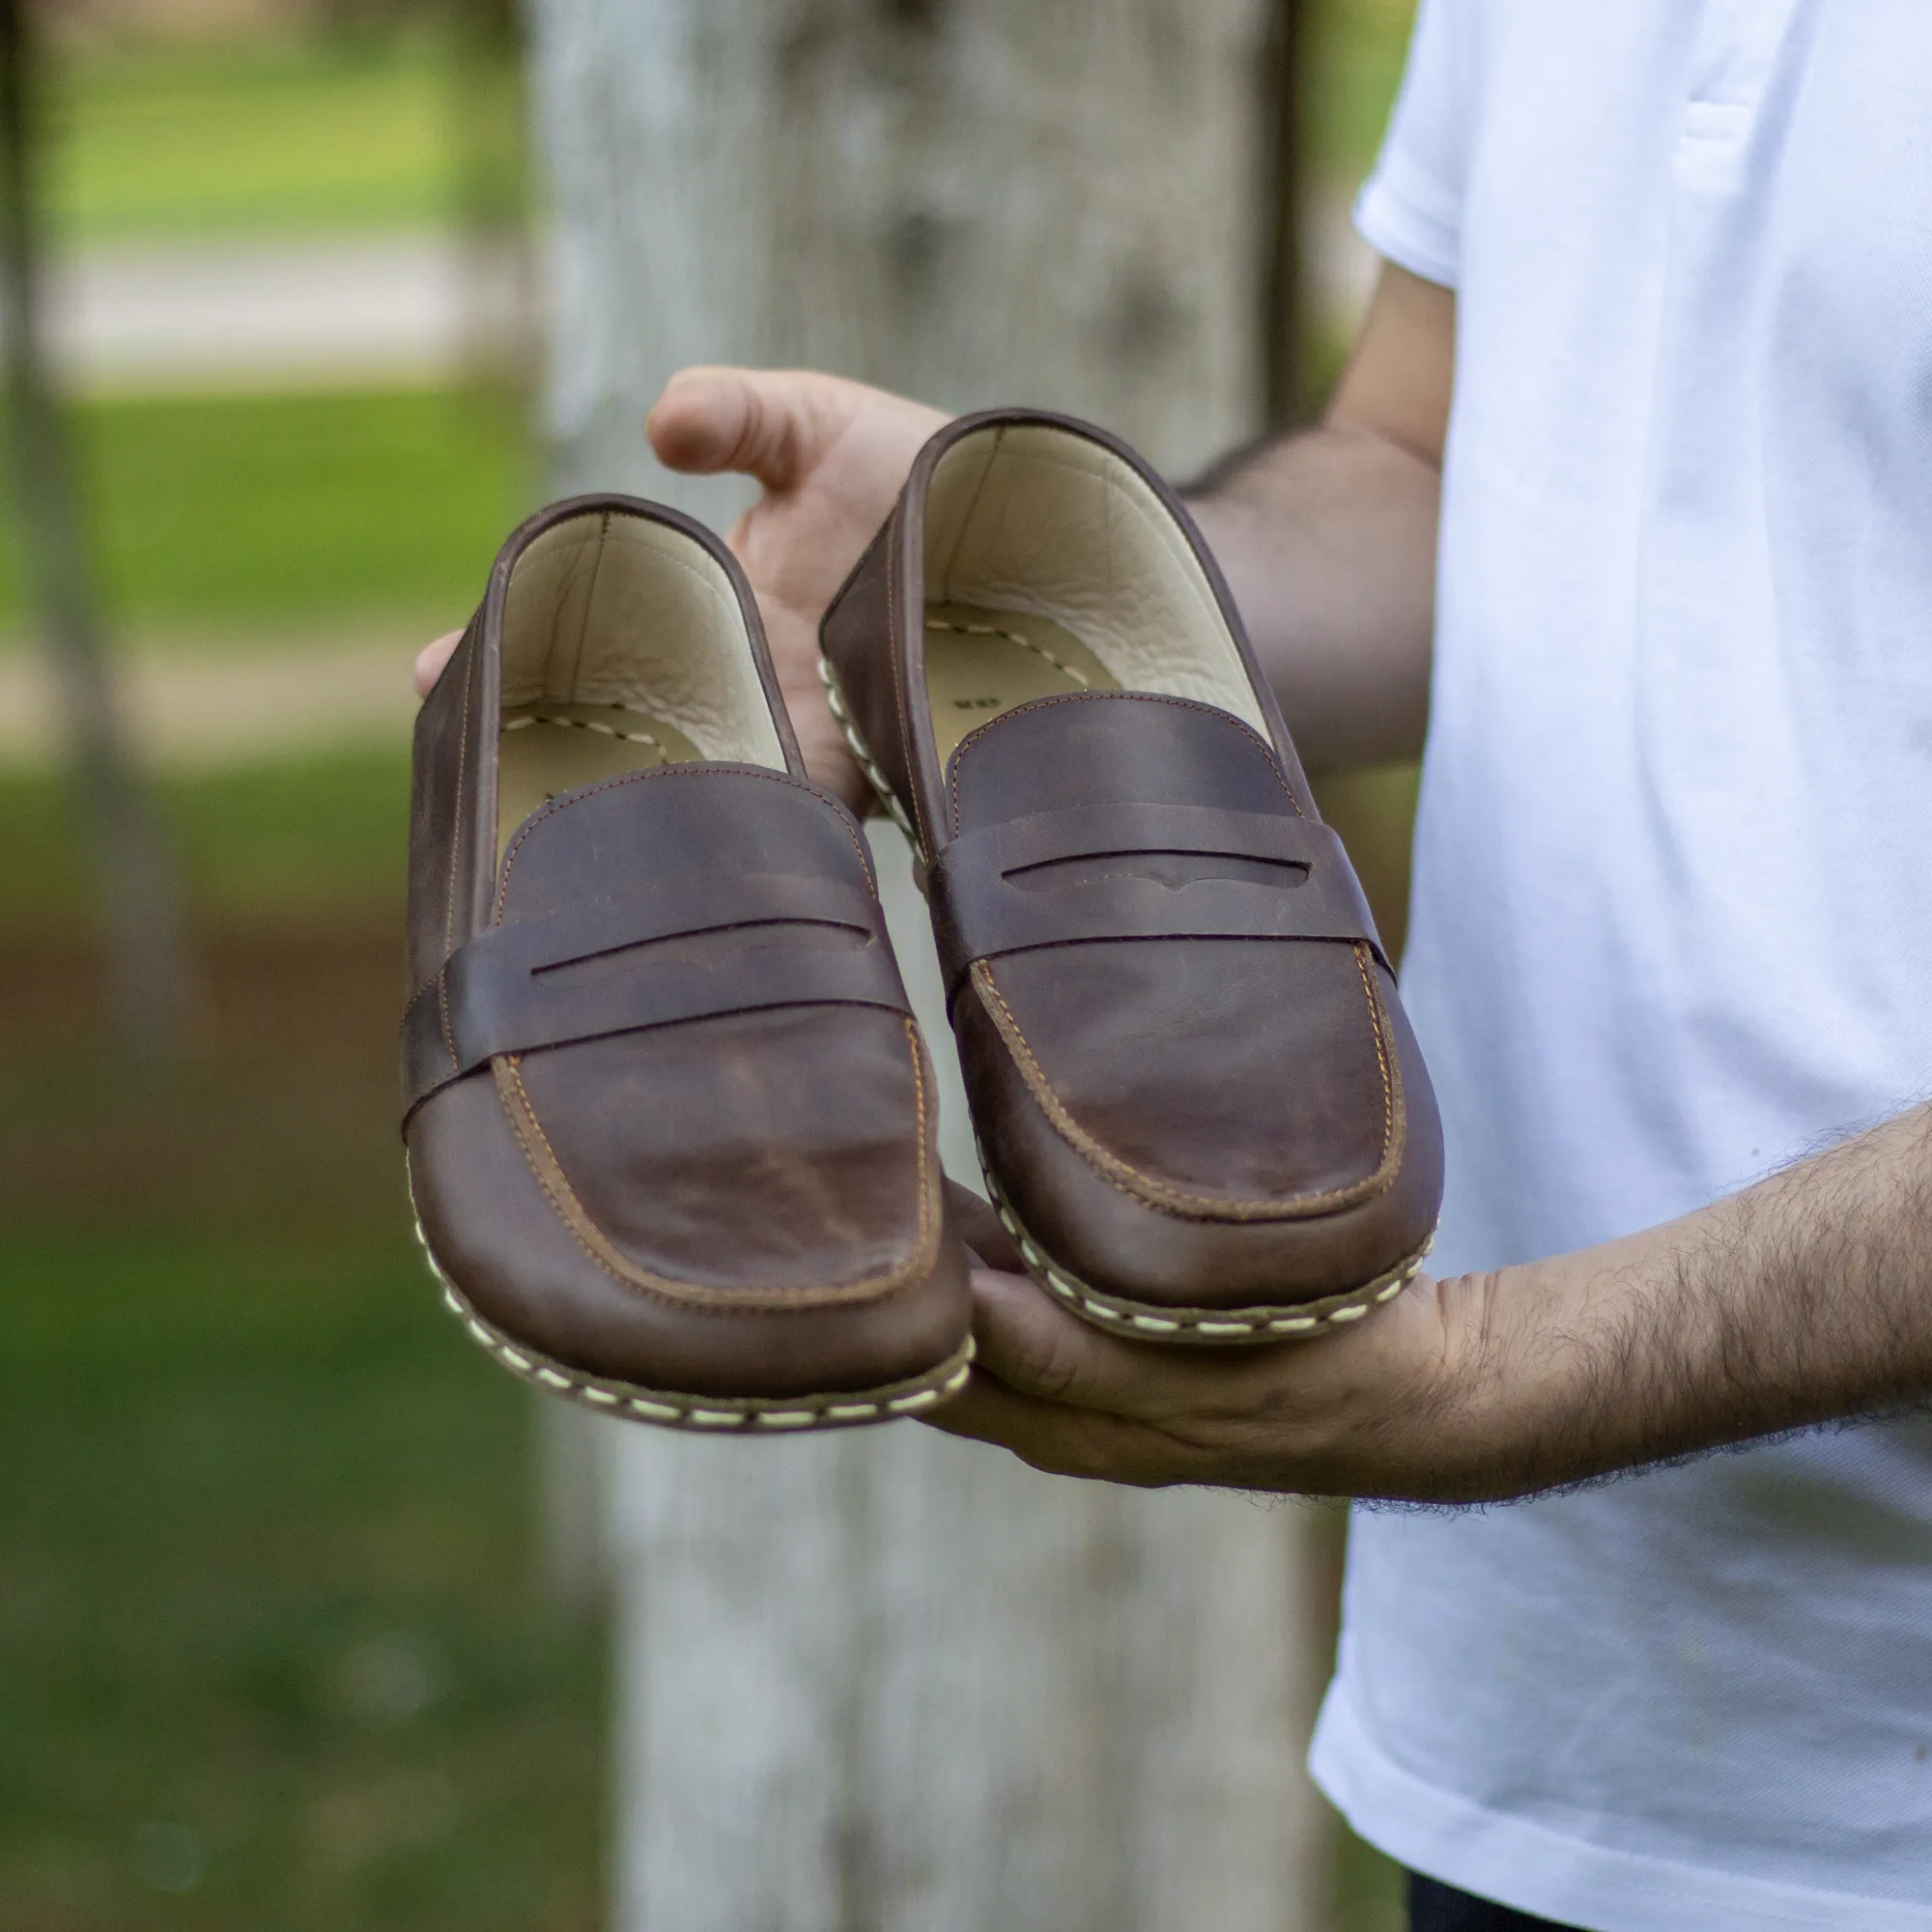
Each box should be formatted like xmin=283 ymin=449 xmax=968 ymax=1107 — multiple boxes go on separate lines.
xmin=44 ymin=36 xmax=461 ymax=243
xmin=0 ymin=388 xmax=526 ymax=637
xmin=9 ymin=27 xmax=589 ymax=1929
xmin=0 ymin=751 xmax=408 ymax=935
xmin=1311 ymin=0 xmax=1415 ymax=186
xmin=0 ymin=1235 xmax=604 ymax=1932
xmin=0 ymin=388 xmax=529 ymax=634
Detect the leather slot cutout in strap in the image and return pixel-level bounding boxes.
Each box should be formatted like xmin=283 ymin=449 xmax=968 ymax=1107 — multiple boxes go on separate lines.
xmin=403 ymin=880 xmax=911 ymax=1121
xmin=1006 ymin=850 xmax=1308 ymax=893
xmin=928 ymin=802 xmax=1383 ymax=998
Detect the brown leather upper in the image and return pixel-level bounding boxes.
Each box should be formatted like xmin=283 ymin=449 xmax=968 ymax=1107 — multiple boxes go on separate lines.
xmin=821 ymin=412 xmax=1443 ymax=1313
xmin=925 ymin=697 xmax=1385 ymax=997
xmin=405 ymin=495 xmax=968 ymax=1400
xmin=401 ymin=765 xmax=914 ymax=1121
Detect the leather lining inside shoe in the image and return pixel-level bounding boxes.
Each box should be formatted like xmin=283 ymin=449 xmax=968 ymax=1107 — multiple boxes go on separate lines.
xmin=920 ymin=421 xmax=1267 ymax=756
xmin=497 ymin=702 xmax=704 ymax=852
xmin=923 ymin=602 xmax=1118 ymax=764
xmin=495 ymin=508 xmax=784 ymax=854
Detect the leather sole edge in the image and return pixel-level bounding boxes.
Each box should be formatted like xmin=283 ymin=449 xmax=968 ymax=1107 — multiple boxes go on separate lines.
xmin=410 ymin=1213 xmax=975 ymax=1432
xmin=820 ymin=653 xmax=921 ymax=849
xmin=979 ymin=1147 xmax=1435 ymax=1345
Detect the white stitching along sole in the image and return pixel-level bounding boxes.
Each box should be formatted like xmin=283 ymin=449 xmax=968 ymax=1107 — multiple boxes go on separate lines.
xmin=978 ymin=1145 xmax=1434 ymax=1345
xmin=819 ymin=653 xmax=920 ymax=847
xmin=410 ymin=1211 xmax=976 ymax=1433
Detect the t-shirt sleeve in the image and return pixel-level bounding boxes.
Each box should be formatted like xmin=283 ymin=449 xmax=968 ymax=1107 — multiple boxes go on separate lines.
xmin=1353 ymin=0 xmax=1476 ymax=290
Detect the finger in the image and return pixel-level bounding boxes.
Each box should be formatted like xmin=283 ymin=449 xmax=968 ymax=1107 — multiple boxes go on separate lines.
xmin=415 ymin=630 xmax=464 ymax=698
xmin=922 ymin=1366 xmax=1188 ymax=1486
xmin=966 ymin=1265 xmax=1306 ymax=1426
xmin=945 ymin=1181 xmax=1025 ymax=1273
xmin=647 ymin=366 xmax=851 ymax=496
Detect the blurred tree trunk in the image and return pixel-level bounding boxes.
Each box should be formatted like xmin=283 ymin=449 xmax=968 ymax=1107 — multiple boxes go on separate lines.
xmin=0 ymin=0 xmax=185 ymax=1054
xmin=528 ymin=3 xmax=1337 ymax=1927
xmin=1262 ymin=0 xmax=1312 ymax=427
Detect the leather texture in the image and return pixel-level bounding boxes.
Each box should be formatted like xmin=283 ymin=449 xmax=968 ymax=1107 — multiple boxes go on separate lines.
xmin=401 ymin=767 xmax=913 ymax=1118
xmin=405 ymin=495 xmax=970 ymax=1419
xmin=928 ymin=792 xmax=1383 ymax=995
xmin=821 ymin=412 xmax=1444 ymax=1327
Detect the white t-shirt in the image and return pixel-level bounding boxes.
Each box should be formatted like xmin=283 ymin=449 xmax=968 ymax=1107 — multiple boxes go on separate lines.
xmin=1307 ymin=5 xmax=1932 ymax=1928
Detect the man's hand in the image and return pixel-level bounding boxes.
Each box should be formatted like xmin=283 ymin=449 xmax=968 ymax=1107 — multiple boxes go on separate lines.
xmin=414 ymin=367 xmax=948 ymax=811
xmin=932 ymin=1257 xmax=1518 ymax=1501
xmin=648 ymin=368 xmax=947 ymax=810
xmin=934 ymin=1105 xmax=1932 ymax=1503
xmin=415 ymin=630 xmax=464 ymax=697
xmin=936 ymin=1181 xmax=1491 ymax=1498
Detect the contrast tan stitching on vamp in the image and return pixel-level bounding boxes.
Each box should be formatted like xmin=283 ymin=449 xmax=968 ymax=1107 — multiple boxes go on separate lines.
xmin=492 ymin=1039 xmax=939 ymax=1312
xmin=970 ymin=959 xmax=1401 ymax=1220
xmin=495 ymin=762 xmax=873 ymax=915
xmin=899 ymin=1014 xmax=940 ymax=1278
xmin=496 ymin=1056 xmax=648 ymax=1295
xmin=1353 ymin=940 xmax=1406 ymax=1176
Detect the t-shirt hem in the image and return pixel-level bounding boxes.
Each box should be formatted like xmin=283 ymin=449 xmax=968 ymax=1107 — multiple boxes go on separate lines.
xmin=1354 ymin=156 xmax=1462 ymax=290
xmin=1308 ymin=1680 xmax=1932 ymax=1932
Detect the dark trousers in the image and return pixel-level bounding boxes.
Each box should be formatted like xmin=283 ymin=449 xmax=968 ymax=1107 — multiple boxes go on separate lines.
xmin=1408 ymin=1871 xmax=1583 ymax=1931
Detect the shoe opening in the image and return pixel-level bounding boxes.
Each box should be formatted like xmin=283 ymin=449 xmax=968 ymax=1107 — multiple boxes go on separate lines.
xmin=493 ymin=506 xmax=785 ymax=852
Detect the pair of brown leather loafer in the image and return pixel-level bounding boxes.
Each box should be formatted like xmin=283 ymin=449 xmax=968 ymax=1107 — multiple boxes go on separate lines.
xmin=404 ymin=412 xmax=1441 ymax=1432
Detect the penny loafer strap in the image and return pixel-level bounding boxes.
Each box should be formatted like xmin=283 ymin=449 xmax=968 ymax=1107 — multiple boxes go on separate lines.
xmin=927 ymin=802 xmax=1384 ymax=998
xmin=403 ymin=875 xmax=911 ymax=1122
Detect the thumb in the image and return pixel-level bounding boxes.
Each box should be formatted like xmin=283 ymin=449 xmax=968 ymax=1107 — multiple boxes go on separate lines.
xmin=647 ymin=365 xmax=854 ymax=497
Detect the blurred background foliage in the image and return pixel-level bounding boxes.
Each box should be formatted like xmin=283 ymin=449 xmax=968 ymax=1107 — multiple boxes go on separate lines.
xmin=49 ymin=37 xmax=460 ymax=241
xmin=0 ymin=2 xmax=1415 ymax=1926
xmin=0 ymin=386 xmax=520 ymax=625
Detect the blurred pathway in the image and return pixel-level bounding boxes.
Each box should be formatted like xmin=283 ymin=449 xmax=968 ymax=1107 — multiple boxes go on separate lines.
xmin=30 ymin=203 xmax=1370 ymax=395
xmin=0 ymin=637 xmax=417 ymax=770
xmin=33 ymin=233 xmax=533 ymax=393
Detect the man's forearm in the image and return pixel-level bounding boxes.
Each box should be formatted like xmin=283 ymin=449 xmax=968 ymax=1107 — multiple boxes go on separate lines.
xmin=1180 ymin=262 xmax=1453 ymax=773
xmin=1377 ymin=1105 xmax=1932 ymax=1500
xmin=937 ymin=1104 xmax=1932 ymax=1506
xmin=1187 ymin=421 xmax=1438 ymax=772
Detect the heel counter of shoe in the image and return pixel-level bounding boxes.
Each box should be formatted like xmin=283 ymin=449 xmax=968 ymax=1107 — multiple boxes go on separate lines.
xmin=407 ymin=612 xmax=491 ymax=1000
xmin=821 ymin=522 xmax=922 ymax=830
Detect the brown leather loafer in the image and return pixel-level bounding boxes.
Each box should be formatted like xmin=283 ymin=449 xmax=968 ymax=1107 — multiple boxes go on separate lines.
xmin=404 ymin=495 xmax=972 ymax=1428
xmin=820 ymin=412 xmax=1442 ymax=1344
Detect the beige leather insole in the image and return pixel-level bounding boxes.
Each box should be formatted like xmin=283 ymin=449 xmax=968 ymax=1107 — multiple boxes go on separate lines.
xmin=923 ymin=602 xmax=1119 ymax=765
xmin=497 ymin=702 xmax=702 ymax=857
